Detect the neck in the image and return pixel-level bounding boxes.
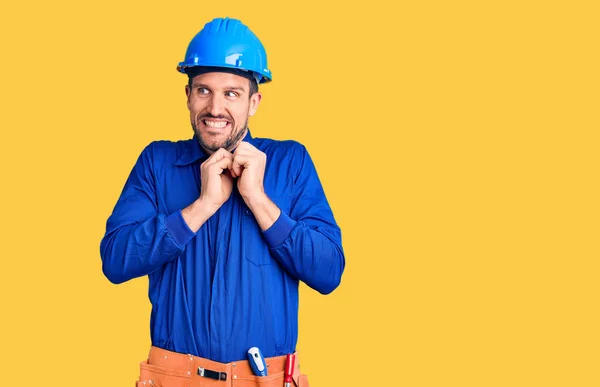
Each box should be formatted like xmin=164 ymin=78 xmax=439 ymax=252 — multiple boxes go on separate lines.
xmin=201 ymin=128 xmax=248 ymax=155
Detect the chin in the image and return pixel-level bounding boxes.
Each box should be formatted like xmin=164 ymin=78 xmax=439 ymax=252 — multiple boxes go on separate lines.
xmin=200 ymin=137 xmax=229 ymax=152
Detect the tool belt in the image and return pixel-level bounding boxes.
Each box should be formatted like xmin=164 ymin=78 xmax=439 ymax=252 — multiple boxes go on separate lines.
xmin=136 ymin=346 xmax=310 ymax=387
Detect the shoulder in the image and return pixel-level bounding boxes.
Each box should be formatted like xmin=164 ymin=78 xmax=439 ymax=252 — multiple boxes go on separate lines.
xmin=253 ymin=137 xmax=308 ymax=158
xmin=138 ymin=138 xmax=195 ymax=164
xmin=143 ymin=138 xmax=190 ymax=153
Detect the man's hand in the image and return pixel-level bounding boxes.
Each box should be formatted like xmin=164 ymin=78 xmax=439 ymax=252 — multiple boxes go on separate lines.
xmin=230 ymin=142 xmax=267 ymax=202
xmin=199 ymin=148 xmax=234 ymax=213
xmin=182 ymin=149 xmax=233 ymax=232
xmin=231 ymin=142 xmax=280 ymax=230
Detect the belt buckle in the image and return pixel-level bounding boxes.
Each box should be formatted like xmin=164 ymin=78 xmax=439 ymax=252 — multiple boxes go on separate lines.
xmin=198 ymin=367 xmax=227 ymax=381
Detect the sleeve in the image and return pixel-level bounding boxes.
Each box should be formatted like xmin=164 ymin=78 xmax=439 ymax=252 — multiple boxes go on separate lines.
xmin=99 ymin=143 xmax=196 ymax=284
xmin=262 ymin=145 xmax=345 ymax=294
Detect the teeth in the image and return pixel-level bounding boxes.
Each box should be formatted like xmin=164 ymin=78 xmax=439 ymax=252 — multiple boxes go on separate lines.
xmin=204 ymin=120 xmax=228 ymax=128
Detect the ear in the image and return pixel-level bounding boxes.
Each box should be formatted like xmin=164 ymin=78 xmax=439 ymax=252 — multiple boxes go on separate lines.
xmin=185 ymin=84 xmax=191 ymax=109
xmin=248 ymin=92 xmax=262 ymax=117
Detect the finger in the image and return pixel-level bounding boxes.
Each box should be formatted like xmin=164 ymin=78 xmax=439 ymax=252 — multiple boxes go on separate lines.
xmin=237 ymin=141 xmax=258 ymax=152
xmin=233 ymin=142 xmax=254 ymax=157
xmin=223 ymin=168 xmax=233 ymax=179
xmin=234 ymin=143 xmax=265 ymax=164
xmin=208 ymin=148 xmax=234 ymax=164
xmin=202 ymin=149 xmax=233 ymax=171
xmin=229 ymin=165 xmax=239 ymax=178
xmin=210 ymin=157 xmax=233 ymax=174
xmin=231 ymin=153 xmax=249 ymax=177
xmin=235 ymin=141 xmax=250 ymax=151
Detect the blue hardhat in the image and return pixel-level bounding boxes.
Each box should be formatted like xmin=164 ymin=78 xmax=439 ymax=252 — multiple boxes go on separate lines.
xmin=177 ymin=17 xmax=272 ymax=84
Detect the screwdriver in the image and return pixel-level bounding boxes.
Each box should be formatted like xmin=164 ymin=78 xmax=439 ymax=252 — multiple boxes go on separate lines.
xmin=248 ymin=347 xmax=268 ymax=377
xmin=283 ymin=353 xmax=296 ymax=387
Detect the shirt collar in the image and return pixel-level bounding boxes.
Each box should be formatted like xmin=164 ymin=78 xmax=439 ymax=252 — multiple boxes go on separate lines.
xmin=174 ymin=129 xmax=256 ymax=166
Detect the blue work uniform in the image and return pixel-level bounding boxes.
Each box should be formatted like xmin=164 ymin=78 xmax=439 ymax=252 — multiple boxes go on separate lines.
xmin=100 ymin=130 xmax=345 ymax=363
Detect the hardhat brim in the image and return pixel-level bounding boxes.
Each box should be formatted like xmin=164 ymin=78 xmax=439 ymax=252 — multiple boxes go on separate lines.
xmin=177 ymin=63 xmax=272 ymax=84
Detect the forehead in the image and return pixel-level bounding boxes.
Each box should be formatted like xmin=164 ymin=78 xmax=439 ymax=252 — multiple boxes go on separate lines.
xmin=190 ymin=71 xmax=250 ymax=90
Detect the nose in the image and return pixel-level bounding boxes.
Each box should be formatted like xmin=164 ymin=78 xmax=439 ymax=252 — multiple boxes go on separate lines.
xmin=207 ymin=94 xmax=226 ymax=117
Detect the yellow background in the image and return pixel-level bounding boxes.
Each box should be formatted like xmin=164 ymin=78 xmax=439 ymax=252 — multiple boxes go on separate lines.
xmin=1 ymin=0 xmax=598 ymax=386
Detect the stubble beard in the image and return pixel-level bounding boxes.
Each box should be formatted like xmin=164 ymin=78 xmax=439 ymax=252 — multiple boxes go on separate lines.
xmin=192 ymin=117 xmax=249 ymax=153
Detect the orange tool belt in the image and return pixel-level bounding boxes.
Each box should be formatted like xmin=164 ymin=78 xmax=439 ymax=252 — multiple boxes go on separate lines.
xmin=136 ymin=346 xmax=310 ymax=387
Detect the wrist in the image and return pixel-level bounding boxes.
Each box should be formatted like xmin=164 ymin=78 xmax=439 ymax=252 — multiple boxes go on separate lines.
xmin=243 ymin=191 xmax=269 ymax=211
xmin=194 ymin=198 xmax=219 ymax=218
xmin=181 ymin=199 xmax=216 ymax=232
xmin=243 ymin=192 xmax=281 ymax=231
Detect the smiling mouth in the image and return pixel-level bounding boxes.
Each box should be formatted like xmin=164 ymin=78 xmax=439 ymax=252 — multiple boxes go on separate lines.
xmin=202 ymin=119 xmax=230 ymax=129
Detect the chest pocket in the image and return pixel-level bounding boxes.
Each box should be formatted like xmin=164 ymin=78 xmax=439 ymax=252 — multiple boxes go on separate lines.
xmin=243 ymin=195 xmax=292 ymax=266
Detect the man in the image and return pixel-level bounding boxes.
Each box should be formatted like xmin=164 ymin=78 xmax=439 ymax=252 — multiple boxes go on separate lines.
xmin=100 ymin=17 xmax=345 ymax=387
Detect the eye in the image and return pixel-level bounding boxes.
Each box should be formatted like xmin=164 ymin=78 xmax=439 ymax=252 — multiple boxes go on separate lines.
xmin=225 ymin=91 xmax=239 ymax=98
xmin=197 ymin=88 xmax=210 ymax=95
